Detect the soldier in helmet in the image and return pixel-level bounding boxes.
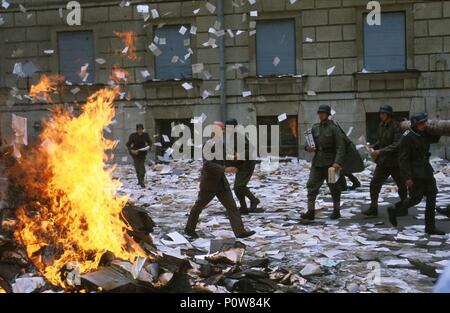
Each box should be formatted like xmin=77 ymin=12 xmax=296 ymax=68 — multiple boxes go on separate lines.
xmin=387 ymin=113 xmax=445 ymax=235
xmin=302 ymin=104 xmax=346 ymax=221
xmin=363 ymin=105 xmax=407 ymax=217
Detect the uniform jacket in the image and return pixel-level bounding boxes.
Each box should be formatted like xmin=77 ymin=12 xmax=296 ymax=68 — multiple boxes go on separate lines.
xmin=399 ymin=129 xmax=440 ymax=180
xmin=126 ymin=132 xmax=152 ymax=158
xmin=310 ymin=120 xmax=346 ymax=168
xmin=373 ymin=119 xmax=402 ymax=167
xmin=200 ymin=138 xmax=231 ymax=192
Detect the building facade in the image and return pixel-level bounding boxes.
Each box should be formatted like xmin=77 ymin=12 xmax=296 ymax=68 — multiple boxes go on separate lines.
xmin=0 ymin=0 xmax=449 ymax=160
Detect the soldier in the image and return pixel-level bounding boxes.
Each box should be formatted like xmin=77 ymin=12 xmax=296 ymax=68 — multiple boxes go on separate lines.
xmin=126 ymin=124 xmax=152 ymax=188
xmin=185 ymin=121 xmax=255 ymax=239
xmin=363 ymin=105 xmax=407 ymax=217
xmin=225 ymin=119 xmax=261 ymax=215
xmin=302 ymin=104 xmax=346 ymax=221
xmin=387 ymin=113 xmax=445 ymax=235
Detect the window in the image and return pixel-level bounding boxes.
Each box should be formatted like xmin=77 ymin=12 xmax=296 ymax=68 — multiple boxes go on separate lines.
xmin=58 ymin=31 xmax=94 ymax=84
xmin=155 ymin=119 xmax=193 ymax=157
xmin=256 ymin=19 xmax=296 ymax=76
xmin=366 ymin=111 xmax=409 ymax=144
xmin=154 ymin=25 xmax=192 ymax=80
xmin=257 ymin=116 xmax=298 ymax=157
xmin=363 ymin=12 xmax=406 ymax=71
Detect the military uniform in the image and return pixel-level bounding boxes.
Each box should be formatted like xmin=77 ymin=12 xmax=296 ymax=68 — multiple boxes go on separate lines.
xmin=185 ymin=139 xmax=248 ymax=237
xmin=304 ymin=119 xmax=346 ymax=220
xmin=233 ymin=134 xmax=260 ymax=213
xmin=367 ymin=119 xmax=407 ymax=214
xmin=388 ymin=127 xmax=442 ymax=234
xmin=126 ymin=132 xmax=152 ymax=186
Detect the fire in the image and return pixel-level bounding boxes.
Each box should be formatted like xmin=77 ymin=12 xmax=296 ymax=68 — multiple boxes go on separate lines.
xmin=29 ymin=74 xmax=64 ymax=103
xmin=110 ymin=65 xmax=129 ymax=84
xmin=114 ymin=31 xmax=139 ymax=60
xmin=14 ymin=87 xmax=145 ymax=287
xmin=289 ymin=117 xmax=298 ymax=139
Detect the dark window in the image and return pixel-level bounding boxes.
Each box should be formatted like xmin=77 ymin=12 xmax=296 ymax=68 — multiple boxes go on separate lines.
xmin=155 ymin=25 xmax=192 ymax=80
xmin=155 ymin=119 xmax=193 ymax=157
xmin=58 ymin=31 xmax=95 ymax=84
xmin=363 ymin=12 xmax=406 ymax=71
xmin=366 ymin=111 xmax=409 ymax=144
xmin=257 ymin=116 xmax=298 ymax=157
xmin=256 ymin=19 xmax=296 ymax=76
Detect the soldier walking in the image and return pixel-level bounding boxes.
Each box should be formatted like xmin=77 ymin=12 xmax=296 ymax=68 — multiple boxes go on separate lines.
xmin=126 ymin=124 xmax=152 ymax=188
xmin=302 ymin=105 xmax=346 ymax=221
xmin=185 ymin=121 xmax=255 ymax=239
xmin=363 ymin=105 xmax=407 ymax=217
xmin=387 ymin=113 xmax=445 ymax=235
xmin=225 ymin=119 xmax=261 ymax=215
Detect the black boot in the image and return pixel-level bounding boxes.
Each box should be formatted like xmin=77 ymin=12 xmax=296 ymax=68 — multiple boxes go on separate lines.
xmin=329 ymin=197 xmax=341 ymax=219
xmin=387 ymin=205 xmax=398 ymax=227
xmin=301 ymin=200 xmax=315 ymax=221
xmin=237 ymin=230 xmax=256 ymax=238
xmin=348 ymin=175 xmax=361 ymax=190
xmin=249 ymin=198 xmax=261 ymax=213
xmin=236 ymin=193 xmax=249 ymax=215
xmin=362 ymin=206 xmax=378 ymax=217
xmin=425 ymin=198 xmax=445 ymax=235
xmin=184 ymin=228 xmax=199 ymax=239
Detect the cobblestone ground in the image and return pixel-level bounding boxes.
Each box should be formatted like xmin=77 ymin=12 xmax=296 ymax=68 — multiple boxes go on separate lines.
xmin=117 ymin=157 xmax=450 ymax=293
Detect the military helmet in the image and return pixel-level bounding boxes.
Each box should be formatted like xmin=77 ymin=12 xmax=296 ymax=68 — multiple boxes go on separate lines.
xmin=410 ymin=112 xmax=428 ymax=126
xmin=379 ymin=105 xmax=393 ymax=115
xmin=317 ymin=104 xmax=331 ymax=115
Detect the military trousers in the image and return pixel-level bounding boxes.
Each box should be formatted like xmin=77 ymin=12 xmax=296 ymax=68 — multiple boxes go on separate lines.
xmin=186 ymin=189 xmax=246 ymax=236
xmin=132 ymin=156 xmax=146 ymax=185
xmin=370 ymin=165 xmax=407 ymax=209
xmin=307 ymin=166 xmax=344 ymax=203
xmin=394 ymin=176 xmax=438 ymax=229
xmin=234 ymin=162 xmax=258 ymax=208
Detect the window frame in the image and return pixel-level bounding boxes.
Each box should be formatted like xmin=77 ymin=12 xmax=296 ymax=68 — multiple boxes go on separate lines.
xmin=356 ymin=4 xmax=414 ymax=73
xmin=249 ymin=13 xmax=302 ymax=78
xmin=57 ymin=31 xmax=96 ymax=84
xmin=255 ymin=18 xmax=297 ymax=77
xmin=145 ymin=18 xmax=197 ymax=81
xmin=362 ymin=11 xmax=407 ymax=72
xmin=50 ymin=25 xmax=100 ymax=85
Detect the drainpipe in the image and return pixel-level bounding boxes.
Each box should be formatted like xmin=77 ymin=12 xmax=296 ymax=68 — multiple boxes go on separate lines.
xmin=217 ymin=0 xmax=226 ymax=122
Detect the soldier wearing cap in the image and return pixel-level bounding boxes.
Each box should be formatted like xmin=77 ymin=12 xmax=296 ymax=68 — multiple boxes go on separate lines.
xmin=387 ymin=113 xmax=445 ymax=235
xmin=363 ymin=105 xmax=407 ymax=217
xmin=225 ymin=118 xmax=260 ymax=215
xmin=302 ymin=104 xmax=346 ymax=221
xmin=185 ymin=121 xmax=255 ymax=239
xmin=126 ymin=124 xmax=152 ymax=188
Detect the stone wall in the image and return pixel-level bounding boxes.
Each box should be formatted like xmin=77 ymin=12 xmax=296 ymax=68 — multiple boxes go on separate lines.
xmin=0 ymin=0 xmax=449 ymax=160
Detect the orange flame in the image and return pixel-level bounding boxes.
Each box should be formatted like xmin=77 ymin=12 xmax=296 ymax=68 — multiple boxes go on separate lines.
xmin=114 ymin=31 xmax=139 ymax=60
xmin=29 ymin=74 xmax=64 ymax=103
xmin=110 ymin=65 xmax=129 ymax=84
xmin=14 ymin=87 xmax=145 ymax=287
xmin=289 ymin=117 xmax=298 ymax=139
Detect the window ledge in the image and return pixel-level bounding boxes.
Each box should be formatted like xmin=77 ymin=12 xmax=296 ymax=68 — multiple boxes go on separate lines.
xmin=353 ymin=70 xmax=420 ymax=80
xmin=143 ymin=78 xmax=202 ymax=88
xmin=244 ymin=75 xmax=307 ymax=84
